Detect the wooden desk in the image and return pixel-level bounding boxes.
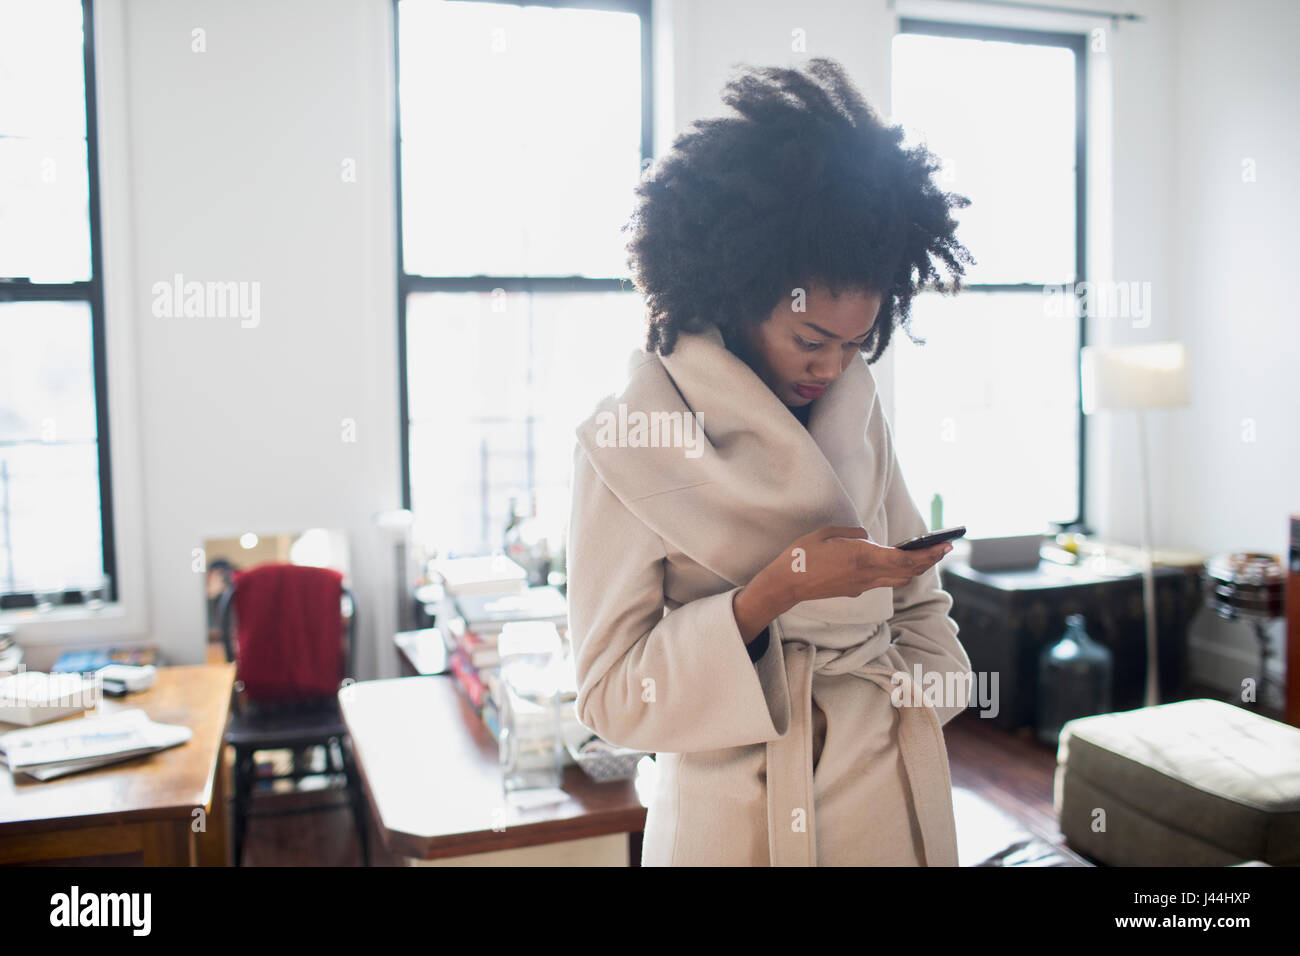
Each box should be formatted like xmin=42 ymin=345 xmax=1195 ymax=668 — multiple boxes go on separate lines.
xmin=0 ymin=664 xmax=235 ymax=866
xmin=339 ymin=676 xmax=648 ymax=865
xmin=941 ymin=555 xmax=1201 ymax=731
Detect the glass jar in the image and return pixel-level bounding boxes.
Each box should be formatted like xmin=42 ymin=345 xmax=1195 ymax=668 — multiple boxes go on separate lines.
xmin=497 ymin=621 xmax=565 ymax=794
xmin=1037 ymin=613 xmax=1113 ymax=748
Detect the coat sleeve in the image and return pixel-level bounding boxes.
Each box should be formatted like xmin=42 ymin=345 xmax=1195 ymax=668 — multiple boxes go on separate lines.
xmin=565 ymin=443 xmax=791 ymax=753
xmin=878 ymin=414 xmax=973 ymax=727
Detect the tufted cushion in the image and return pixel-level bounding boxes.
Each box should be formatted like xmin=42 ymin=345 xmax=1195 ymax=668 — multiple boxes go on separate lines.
xmin=1056 ymin=698 xmax=1300 ymax=865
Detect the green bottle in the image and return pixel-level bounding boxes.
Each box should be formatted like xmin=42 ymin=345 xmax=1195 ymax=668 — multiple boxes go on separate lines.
xmin=930 ymin=493 xmax=943 ymax=531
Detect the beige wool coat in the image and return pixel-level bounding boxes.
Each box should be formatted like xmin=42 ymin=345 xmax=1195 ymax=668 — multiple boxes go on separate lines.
xmin=565 ymin=323 xmax=972 ymax=866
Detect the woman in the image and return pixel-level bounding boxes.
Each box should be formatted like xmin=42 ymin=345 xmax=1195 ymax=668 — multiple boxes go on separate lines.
xmin=566 ymin=58 xmax=974 ymax=866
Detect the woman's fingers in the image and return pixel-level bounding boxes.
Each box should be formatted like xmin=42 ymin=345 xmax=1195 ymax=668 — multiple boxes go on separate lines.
xmin=910 ymin=544 xmax=953 ymax=574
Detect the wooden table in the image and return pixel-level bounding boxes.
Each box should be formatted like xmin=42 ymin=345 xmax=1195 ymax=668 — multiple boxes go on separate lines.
xmin=0 ymin=664 xmax=235 ymax=866
xmin=941 ymin=554 xmax=1202 ymax=731
xmin=339 ymin=676 xmax=648 ymax=865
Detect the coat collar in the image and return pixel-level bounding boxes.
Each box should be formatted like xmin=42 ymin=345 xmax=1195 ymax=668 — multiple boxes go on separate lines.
xmin=575 ymin=322 xmax=892 ymax=605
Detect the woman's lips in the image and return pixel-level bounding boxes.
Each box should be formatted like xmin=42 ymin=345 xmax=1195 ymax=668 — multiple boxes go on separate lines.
xmin=794 ymin=383 xmax=827 ymax=399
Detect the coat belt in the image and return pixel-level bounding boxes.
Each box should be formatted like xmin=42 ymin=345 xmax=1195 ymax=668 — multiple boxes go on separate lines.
xmin=764 ymin=620 xmax=960 ymax=867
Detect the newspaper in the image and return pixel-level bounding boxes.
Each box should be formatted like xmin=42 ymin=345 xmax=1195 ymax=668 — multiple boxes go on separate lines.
xmin=0 ymin=708 xmax=193 ymax=781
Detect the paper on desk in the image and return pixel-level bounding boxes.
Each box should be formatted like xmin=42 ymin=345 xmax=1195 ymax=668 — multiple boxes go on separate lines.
xmin=19 ymin=751 xmax=164 ymax=781
xmin=0 ymin=708 xmax=193 ymax=778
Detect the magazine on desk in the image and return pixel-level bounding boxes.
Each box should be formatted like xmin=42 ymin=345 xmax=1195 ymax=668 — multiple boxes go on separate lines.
xmin=0 ymin=708 xmax=193 ymax=781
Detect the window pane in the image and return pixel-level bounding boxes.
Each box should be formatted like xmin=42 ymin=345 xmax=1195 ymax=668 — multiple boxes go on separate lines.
xmin=0 ymin=137 xmax=91 ymax=281
xmin=891 ymin=32 xmax=1076 ymax=285
xmin=891 ymin=291 xmax=1079 ymax=536
xmin=398 ymin=0 xmax=642 ymax=278
xmin=407 ymin=290 xmax=646 ymax=554
xmin=0 ymin=0 xmax=87 ymax=139
xmin=0 ymin=301 xmax=104 ymax=593
xmin=0 ymin=0 xmax=92 ymax=281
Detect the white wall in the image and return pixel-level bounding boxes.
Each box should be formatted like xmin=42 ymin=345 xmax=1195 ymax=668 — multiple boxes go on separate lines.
xmin=1168 ymin=0 xmax=1300 ymax=698
xmin=10 ymin=0 xmax=1294 ymax=697
xmin=17 ymin=0 xmax=404 ymax=676
xmin=1169 ymin=0 xmax=1300 ymax=552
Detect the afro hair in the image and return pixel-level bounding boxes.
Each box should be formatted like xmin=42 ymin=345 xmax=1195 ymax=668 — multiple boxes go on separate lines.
xmin=623 ymin=57 xmax=974 ymax=361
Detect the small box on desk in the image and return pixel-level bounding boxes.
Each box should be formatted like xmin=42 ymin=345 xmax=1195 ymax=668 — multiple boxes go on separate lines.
xmin=966 ymin=534 xmax=1043 ymax=572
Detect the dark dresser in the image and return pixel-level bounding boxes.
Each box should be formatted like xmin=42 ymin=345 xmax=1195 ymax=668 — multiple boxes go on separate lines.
xmin=939 ymin=552 xmax=1203 ymax=732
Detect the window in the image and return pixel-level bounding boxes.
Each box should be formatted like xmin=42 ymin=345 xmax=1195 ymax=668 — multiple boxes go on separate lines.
xmin=396 ymin=0 xmax=651 ymax=556
xmin=890 ymin=19 xmax=1087 ymax=537
xmin=0 ymin=0 xmax=114 ymax=607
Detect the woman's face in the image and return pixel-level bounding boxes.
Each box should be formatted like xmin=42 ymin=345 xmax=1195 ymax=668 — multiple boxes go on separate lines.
xmin=732 ymin=282 xmax=883 ymax=407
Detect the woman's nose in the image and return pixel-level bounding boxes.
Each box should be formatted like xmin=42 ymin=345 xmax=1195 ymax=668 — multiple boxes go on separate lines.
xmin=809 ymin=357 xmax=839 ymax=382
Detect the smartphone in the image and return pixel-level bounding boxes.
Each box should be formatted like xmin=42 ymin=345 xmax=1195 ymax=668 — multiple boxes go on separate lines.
xmin=894 ymin=525 xmax=967 ymax=551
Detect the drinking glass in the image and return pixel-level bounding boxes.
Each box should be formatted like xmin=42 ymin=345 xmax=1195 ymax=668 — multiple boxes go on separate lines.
xmin=35 ymin=581 xmax=65 ymax=613
xmin=82 ymin=573 xmax=111 ymax=611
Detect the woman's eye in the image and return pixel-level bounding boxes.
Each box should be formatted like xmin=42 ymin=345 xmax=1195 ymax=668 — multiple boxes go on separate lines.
xmin=796 ymin=336 xmax=821 ymax=350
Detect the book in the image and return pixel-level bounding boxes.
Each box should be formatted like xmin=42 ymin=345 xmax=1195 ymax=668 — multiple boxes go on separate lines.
xmin=461 ymin=630 xmax=501 ymax=669
xmin=51 ymin=646 xmax=157 ymax=675
xmin=452 ymin=586 xmax=569 ymax=635
xmin=447 ymin=649 xmax=489 ymax=710
xmin=0 ymin=672 xmax=95 ymax=726
xmin=432 ymin=554 xmax=527 ymax=597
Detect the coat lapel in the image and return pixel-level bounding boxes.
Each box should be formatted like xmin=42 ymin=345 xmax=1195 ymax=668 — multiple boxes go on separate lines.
xmin=575 ymin=323 xmax=893 ymax=625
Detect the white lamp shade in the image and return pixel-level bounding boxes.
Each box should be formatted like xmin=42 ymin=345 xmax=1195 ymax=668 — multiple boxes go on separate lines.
xmin=1080 ymin=342 xmax=1188 ymax=413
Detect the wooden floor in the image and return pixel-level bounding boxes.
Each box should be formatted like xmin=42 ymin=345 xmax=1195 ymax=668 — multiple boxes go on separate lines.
xmin=221 ymin=745 xmax=403 ymax=867
xmin=947 ymin=710 xmax=1065 ymax=843
xmin=225 ymin=709 xmax=1068 ymax=866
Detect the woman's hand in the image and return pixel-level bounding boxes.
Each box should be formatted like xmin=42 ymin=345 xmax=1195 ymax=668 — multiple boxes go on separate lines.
xmin=732 ymin=525 xmax=953 ymax=643
xmin=780 ymin=525 xmax=953 ymax=603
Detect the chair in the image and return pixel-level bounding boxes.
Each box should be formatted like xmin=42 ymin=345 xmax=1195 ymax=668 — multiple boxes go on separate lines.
xmin=218 ymin=563 xmax=371 ymax=866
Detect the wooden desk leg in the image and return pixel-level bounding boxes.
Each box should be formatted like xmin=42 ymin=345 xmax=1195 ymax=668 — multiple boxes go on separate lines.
xmin=142 ymin=819 xmax=196 ymax=865
xmin=196 ymin=743 xmax=231 ymax=866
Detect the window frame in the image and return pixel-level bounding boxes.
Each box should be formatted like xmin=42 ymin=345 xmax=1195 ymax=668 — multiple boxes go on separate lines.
xmin=896 ymin=17 xmax=1090 ymax=533
xmin=392 ymin=0 xmax=654 ymax=514
xmin=0 ymin=0 xmax=116 ymax=607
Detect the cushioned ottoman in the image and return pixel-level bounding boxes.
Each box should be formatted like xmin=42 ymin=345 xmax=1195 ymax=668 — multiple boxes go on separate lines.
xmin=1054 ymin=698 xmax=1300 ymax=866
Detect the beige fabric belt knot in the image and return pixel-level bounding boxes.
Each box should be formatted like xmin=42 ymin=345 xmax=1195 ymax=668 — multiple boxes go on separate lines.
xmin=764 ymin=619 xmax=960 ymax=867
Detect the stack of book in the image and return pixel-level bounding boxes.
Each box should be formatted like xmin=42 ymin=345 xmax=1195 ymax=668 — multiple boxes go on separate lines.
xmin=431 ymin=556 xmax=580 ymax=753
xmin=446 ymin=585 xmax=570 ymax=670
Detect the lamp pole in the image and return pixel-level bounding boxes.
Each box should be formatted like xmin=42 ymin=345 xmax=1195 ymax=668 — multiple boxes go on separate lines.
xmin=1135 ymin=408 xmax=1160 ymax=706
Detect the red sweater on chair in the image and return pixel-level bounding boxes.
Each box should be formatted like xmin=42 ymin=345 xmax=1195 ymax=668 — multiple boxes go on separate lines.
xmin=231 ymin=563 xmax=346 ymax=703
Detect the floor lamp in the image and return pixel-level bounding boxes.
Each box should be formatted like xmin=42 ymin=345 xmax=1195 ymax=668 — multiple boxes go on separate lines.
xmin=1081 ymin=342 xmax=1190 ymax=707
